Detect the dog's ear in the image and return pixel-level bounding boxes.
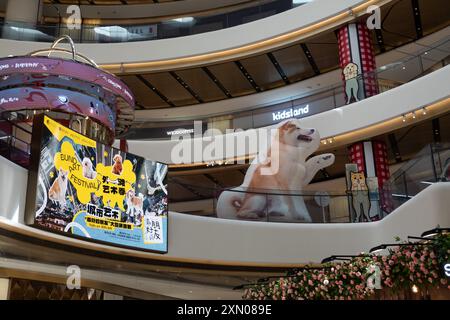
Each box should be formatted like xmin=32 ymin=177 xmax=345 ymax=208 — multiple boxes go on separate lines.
xmin=279 ymin=121 xmax=296 ymax=131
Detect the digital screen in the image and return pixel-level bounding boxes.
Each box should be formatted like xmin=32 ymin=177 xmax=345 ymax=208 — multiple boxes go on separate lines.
xmin=26 ymin=115 xmax=168 ymax=253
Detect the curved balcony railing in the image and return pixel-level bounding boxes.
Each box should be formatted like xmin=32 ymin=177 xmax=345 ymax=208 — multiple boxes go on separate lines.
xmin=127 ymin=38 xmax=450 ymax=139
xmin=0 ymin=0 xmax=303 ymax=43
xmin=168 ymin=144 xmax=450 ymax=223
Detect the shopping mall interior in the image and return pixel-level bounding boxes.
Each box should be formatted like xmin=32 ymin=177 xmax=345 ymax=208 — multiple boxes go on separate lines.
xmin=0 ymin=0 xmax=449 ymax=301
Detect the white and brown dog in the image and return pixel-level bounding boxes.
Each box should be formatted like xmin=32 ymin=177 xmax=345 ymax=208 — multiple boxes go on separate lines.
xmin=217 ymin=119 xmax=335 ymax=221
xmin=48 ymin=168 xmax=69 ymax=209
xmin=81 ymin=157 xmax=97 ymax=179
xmin=125 ymin=189 xmax=144 ymax=225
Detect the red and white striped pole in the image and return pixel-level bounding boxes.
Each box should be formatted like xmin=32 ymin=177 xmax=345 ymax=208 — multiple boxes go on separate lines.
xmin=338 ymin=22 xmax=392 ymax=217
xmin=337 ymin=22 xmax=378 ymax=102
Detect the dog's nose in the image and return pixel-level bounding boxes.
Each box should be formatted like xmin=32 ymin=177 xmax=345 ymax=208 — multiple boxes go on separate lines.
xmin=309 ymin=129 xmax=315 ymax=134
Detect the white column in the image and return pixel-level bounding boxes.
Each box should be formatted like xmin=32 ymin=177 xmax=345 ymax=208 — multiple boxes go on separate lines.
xmin=0 ymin=278 xmax=10 ymax=300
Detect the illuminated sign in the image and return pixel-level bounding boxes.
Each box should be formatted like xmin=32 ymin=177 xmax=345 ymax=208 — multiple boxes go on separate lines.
xmin=444 ymin=263 xmax=450 ymax=278
xmin=25 ymin=115 xmax=168 ymax=253
xmin=124 ymin=122 xmax=207 ymax=140
xmin=166 ymin=128 xmax=195 ymax=136
xmin=272 ymin=104 xmax=309 ymax=122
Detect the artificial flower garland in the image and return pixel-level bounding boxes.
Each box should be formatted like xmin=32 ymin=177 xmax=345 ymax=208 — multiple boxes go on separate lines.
xmin=243 ymin=234 xmax=450 ymax=300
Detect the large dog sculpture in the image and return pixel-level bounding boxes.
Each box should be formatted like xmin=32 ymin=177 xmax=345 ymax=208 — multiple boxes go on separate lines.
xmin=217 ymin=119 xmax=335 ymax=222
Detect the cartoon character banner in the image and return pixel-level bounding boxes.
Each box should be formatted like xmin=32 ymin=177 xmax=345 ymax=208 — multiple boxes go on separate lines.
xmin=25 ymin=115 xmax=168 ymax=253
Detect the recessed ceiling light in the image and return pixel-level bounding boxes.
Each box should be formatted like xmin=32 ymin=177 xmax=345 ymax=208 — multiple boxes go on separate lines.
xmin=172 ymin=17 xmax=194 ymax=23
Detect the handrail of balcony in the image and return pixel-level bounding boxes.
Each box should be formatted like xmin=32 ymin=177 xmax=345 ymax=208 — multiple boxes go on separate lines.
xmin=127 ymin=38 xmax=450 ymax=139
xmin=0 ymin=0 xmax=303 ymax=43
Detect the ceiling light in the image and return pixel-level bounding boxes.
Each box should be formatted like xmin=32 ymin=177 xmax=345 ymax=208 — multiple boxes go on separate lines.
xmin=402 ymin=115 xmax=406 ymax=122
xmin=422 ymin=107 xmax=427 ymax=115
xmin=58 ymin=95 xmax=68 ymax=104
xmin=412 ymin=111 xmax=416 ymax=119
xmin=411 ymin=285 xmax=419 ymax=293
xmin=94 ymin=26 xmax=143 ymax=40
xmin=172 ymin=17 xmax=194 ymax=23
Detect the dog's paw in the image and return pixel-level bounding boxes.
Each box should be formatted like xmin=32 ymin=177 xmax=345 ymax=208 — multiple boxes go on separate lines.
xmin=236 ymin=211 xmax=261 ymax=220
xmin=317 ymin=153 xmax=335 ymax=166
xmin=268 ymin=211 xmax=285 ymax=217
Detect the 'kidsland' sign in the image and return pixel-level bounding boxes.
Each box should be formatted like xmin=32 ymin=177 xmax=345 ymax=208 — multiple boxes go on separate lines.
xmin=272 ymin=104 xmax=309 ymax=122
xmin=25 ymin=115 xmax=169 ymax=253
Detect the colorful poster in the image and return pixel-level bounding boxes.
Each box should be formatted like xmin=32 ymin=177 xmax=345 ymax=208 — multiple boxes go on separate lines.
xmin=26 ymin=115 xmax=168 ymax=253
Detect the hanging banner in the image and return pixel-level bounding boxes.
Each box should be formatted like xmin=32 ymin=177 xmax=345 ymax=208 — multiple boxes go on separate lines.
xmin=25 ymin=115 xmax=168 ymax=253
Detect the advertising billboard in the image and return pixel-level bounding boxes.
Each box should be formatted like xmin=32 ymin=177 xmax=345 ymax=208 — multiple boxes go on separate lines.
xmin=25 ymin=115 xmax=168 ymax=253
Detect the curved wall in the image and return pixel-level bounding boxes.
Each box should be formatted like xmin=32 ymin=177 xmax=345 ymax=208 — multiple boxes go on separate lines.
xmin=133 ymin=26 xmax=450 ymax=121
xmin=166 ymin=183 xmax=450 ymax=264
xmin=124 ymin=65 xmax=450 ymax=164
xmin=43 ymin=0 xmax=254 ymax=20
xmin=0 ymin=0 xmax=390 ymax=69
xmin=0 ymin=152 xmax=449 ymax=265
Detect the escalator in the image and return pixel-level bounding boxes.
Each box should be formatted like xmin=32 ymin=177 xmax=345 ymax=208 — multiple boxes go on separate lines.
xmin=382 ymin=143 xmax=450 ymax=210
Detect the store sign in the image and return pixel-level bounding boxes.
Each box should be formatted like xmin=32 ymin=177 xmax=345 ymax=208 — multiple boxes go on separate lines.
xmin=25 ymin=115 xmax=168 ymax=253
xmin=233 ymin=96 xmax=336 ymax=130
xmin=272 ymin=104 xmax=310 ymax=122
xmin=444 ymin=263 xmax=450 ymax=278
xmin=125 ymin=122 xmax=207 ymax=140
xmin=166 ymin=128 xmax=195 ymax=136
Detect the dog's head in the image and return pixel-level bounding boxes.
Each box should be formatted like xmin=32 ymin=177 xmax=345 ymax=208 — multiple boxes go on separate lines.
xmin=82 ymin=157 xmax=93 ymax=170
xmin=343 ymin=62 xmax=358 ymax=78
xmin=58 ymin=168 xmax=68 ymax=181
xmin=277 ymin=120 xmax=320 ymax=154
xmin=113 ymin=154 xmax=122 ymax=164
xmin=126 ymin=189 xmax=135 ymax=199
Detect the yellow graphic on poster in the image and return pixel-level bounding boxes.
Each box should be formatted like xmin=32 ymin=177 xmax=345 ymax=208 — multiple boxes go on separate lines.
xmin=44 ymin=116 xmax=95 ymax=148
xmin=53 ymin=141 xmax=136 ymax=209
